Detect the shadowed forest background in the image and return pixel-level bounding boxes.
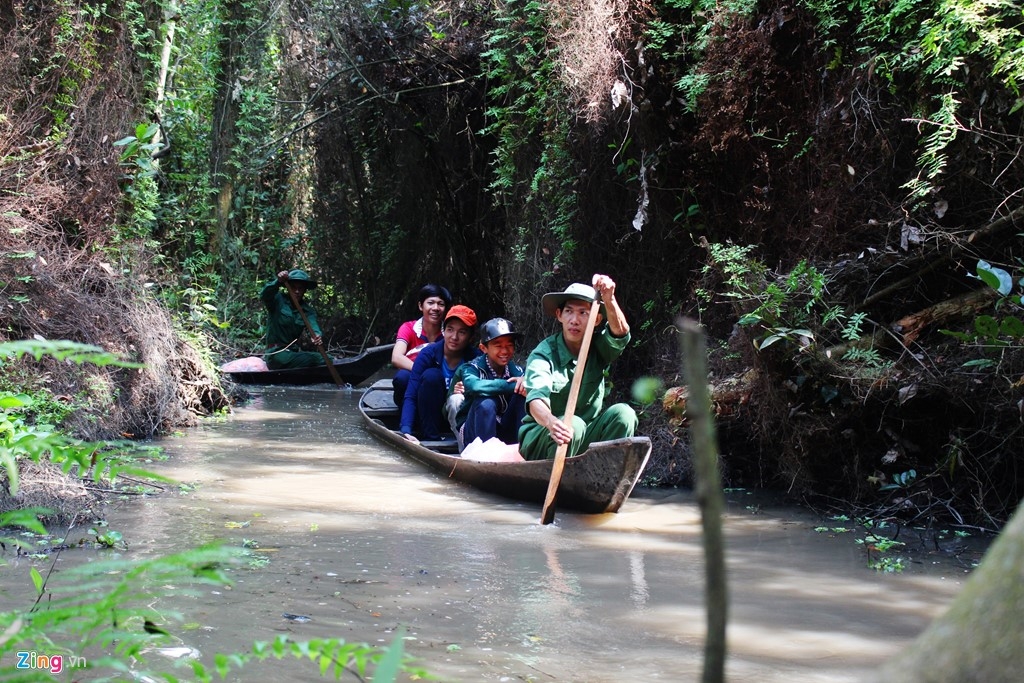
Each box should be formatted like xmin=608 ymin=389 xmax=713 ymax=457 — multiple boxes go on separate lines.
xmin=2 ymin=0 xmax=1024 ymax=532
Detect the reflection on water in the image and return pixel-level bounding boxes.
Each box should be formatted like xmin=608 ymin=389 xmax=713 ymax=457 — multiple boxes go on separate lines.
xmin=17 ymin=386 xmax=974 ymax=681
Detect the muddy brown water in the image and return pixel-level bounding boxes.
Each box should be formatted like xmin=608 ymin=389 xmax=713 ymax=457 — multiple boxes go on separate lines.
xmin=7 ymin=386 xmax=978 ymax=681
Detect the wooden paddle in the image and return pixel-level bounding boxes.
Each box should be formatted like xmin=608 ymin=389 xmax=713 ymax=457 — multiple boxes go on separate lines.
xmin=286 ymin=281 xmax=343 ymax=386
xmin=540 ymin=297 xmax=602 ymax=525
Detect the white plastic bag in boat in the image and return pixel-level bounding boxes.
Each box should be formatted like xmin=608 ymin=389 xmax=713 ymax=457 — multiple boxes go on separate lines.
xmin=220 ymin=356 xmax=269 ymax=372
xmin=460 ymin=437 xmax=524 ymax=462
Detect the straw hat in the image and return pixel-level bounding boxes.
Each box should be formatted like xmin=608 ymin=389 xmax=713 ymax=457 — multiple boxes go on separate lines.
xmin=541 ymin=283 xmax=598 ymax=318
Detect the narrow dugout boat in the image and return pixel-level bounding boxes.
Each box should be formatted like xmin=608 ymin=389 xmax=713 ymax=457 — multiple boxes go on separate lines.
xmin=221 ymin=343 xmax=394 ymax=386
xmin=358 ymin=379 xmax=652 ymax=513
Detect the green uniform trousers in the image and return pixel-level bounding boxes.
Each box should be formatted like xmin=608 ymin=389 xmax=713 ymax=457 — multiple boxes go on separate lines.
xmin=265 ymin=349 xmax=325 ymax=370
xmin=518 ymin=402 xmax=637 ymax=461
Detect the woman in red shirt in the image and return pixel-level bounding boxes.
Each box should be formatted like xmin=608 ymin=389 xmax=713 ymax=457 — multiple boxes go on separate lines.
xmin=391 ymin=284 xmax=451 ymax=405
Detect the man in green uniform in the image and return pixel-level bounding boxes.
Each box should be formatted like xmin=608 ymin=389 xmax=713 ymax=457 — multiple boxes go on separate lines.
xmin=261 ymin=269 xmax=326 ymax=370
xmin=518 ymin=274 xmax=638 ymax=460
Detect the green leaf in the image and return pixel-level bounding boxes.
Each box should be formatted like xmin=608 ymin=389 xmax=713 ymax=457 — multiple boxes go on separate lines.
xmin=0 ymin=340 xmax=142 ymax=367
xmin=0 ymin=508 xmax=49 ymax=534
xmin=30 ymin=566 xmax=44 ymax=594
xmin=1000 ymin=316 xmax=1024 ymax=337
xmin=975 ymin=315 xmax=1000 ymax=338
xmin=214 ymin=653 xmax=229 ymax=678
xmin=371 ymin=631 xmax=405 ymax=683
xmin=1 ymin=451 xmax=20 ymax=494
xmin=630 ymin=376 xmax=664 ymax=405
xmin=0 ymin=393 xmax=31 ymax=409
xmin=976 ymin=260 xmax=1013 ymax=295
xmin=939 ymin=328 xmax=974 ymax=342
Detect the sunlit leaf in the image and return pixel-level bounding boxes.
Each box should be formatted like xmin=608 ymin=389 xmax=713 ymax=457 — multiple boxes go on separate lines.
xmin=0 ymin=393 xmax=31 ymax=409
xmin=214 ymin=653 xmax=229 ymax=678
xmin=630 ymin=376 xmax=664 ymax=405
xmin=30 ymin=566 xmax=43 ymax=595
xmin=976 ymin=260 xmax=1013 ymax=295
xmin=371 ymin=631 xmax=405 ymax=683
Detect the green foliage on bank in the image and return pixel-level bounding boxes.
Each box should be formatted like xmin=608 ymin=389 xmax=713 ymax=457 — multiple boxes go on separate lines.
xmin=647 ymin=0 xmax=1024 ymax=206
xmin=481 ymin=0 xmax=579 ymax=272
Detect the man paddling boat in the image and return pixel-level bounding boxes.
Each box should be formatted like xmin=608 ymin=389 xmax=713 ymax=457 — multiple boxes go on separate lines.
xmin=518 ymin=274 xmax=638 ymax=461
xmin=261 ymin=269 xmax=327 ymax=370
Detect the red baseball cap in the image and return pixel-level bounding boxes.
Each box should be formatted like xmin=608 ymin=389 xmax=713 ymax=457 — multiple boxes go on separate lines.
xmin=444 ymin=304 xmax=477 ymax=328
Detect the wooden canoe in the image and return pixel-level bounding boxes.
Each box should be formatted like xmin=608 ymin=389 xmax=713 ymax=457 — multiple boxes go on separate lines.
xmin=358 ymin=380 xmax=652 ymax=513
xmin=222 ymin=344 xmax=394 ymax=386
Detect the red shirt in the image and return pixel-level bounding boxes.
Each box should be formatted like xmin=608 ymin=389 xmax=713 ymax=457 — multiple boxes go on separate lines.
xmin=396 ymin=318 xmax=440 ymax=359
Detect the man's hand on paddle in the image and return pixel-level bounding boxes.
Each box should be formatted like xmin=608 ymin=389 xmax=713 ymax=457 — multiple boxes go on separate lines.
xmin=278 ymin=269 xmax=322 ymax=347
xmin=592 ymin=273 xmax=629 ymax=337
xmin=592 ymin=273 xmax=616 ymax=302
xmin=546 ymin=416 xmax=573 ymax=445
xmin=529 ymin=400 xmax=573 ymax=445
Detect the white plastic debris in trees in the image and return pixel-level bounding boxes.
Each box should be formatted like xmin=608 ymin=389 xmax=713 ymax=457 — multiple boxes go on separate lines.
xmin=610 ymin=80 xmax=629 ymax=110
xmin=633 ymin=153 xmax=651 ymax=231
xmin=900 ymin=222 xmax=922 ymax=251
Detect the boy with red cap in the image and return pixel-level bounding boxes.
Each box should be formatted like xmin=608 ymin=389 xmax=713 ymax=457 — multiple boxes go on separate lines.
xmin=400 ymin=305 xmax=480 ymax=443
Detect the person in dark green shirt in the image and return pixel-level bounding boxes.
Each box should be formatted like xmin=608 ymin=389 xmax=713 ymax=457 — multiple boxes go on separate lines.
xmin=518 ymin=274 xmax=638 ymax=460
xmin=261 ymin=269 xmax=326 ymax=370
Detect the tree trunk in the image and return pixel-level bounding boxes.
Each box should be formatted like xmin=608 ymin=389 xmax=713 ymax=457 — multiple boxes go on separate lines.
xmin=820 ymin=286 xmax=999 ymax=359
xmin=875 ymin=502 xmax=1024 ymax=683
xmin=208 ymin=0 xmax=253 ymax=263
xmin=680 ymin=318 xmax=728 ymax=683
xmin=151 ymin=5 xmax=177 ymax=164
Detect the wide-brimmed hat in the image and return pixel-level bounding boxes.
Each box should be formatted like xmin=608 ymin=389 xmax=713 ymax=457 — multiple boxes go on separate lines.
xmin=541 ymin=283 xmax=598 ymax=318
xmin=287 ymin=269 xmax=318 ymax=288
xmin=481 ymin=318 xmax=519 ymax=344
xmin=444 ymin=304 xmax=478 ymax=328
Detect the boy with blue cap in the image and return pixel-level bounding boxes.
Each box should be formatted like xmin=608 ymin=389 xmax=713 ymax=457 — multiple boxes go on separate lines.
xmin=449 ymin=318 xmax=527 ymax=452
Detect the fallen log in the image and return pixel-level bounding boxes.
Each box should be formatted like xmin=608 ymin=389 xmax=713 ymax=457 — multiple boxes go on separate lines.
xmin=859 ymin=204 xmax=1024 ymax=310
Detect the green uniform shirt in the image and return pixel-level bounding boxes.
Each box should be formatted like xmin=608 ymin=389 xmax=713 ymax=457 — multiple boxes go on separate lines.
xmin=260 ymin=278 xmax=322 ymax=351
xmin=521 ymin=324 xmax=630 ymax=426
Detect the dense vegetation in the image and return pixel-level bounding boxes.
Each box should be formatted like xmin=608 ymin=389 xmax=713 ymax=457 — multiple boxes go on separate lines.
xmin=2 ymin=0 xmax=1023 ymax=534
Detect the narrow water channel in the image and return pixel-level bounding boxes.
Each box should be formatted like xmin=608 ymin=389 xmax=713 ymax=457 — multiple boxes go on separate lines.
xmin=43 ymin=386 xmax=979 ymax=681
